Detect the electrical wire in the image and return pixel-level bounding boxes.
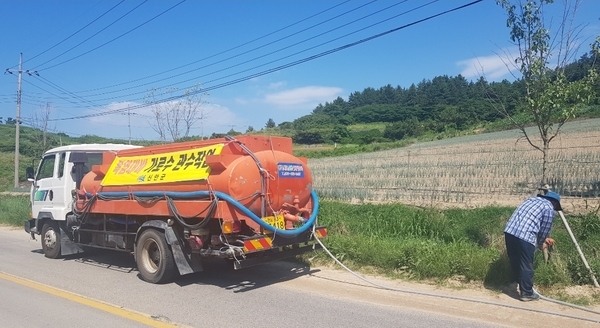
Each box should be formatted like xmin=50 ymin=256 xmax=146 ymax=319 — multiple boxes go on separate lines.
xmin=23 ymin=1 xmax=126 ymax=66
xmin=48 ymin=0 xmax=484 ymax=122
xmin=72 ymin=0 xmax=356 ymax=94
xmin=31 ymin=1 xmax=148 ymax=71
xmin=12 ymin=0 xmax=460 ymax=120
xmin=62 ymin=0 xmax=430 ymax=103
xmin=34 ymin=75 xmax=101 ymax=109
xmin=35 ymin=1 xmax=186 ymax=72
xmin=51 ymin=0 xmax=399 ymax=100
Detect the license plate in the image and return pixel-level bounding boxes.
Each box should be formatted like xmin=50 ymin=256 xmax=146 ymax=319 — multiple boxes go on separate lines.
xmin=262 ymin=214 xmax=285 ymax=231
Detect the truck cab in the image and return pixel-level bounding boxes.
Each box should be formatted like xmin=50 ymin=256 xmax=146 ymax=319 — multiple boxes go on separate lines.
xmin=25 ymin=144 xmax=141 ymax=255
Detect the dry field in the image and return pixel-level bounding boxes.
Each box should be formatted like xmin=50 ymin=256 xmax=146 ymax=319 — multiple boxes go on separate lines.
xmin=309 ymin=118 xmax=600 ymax=212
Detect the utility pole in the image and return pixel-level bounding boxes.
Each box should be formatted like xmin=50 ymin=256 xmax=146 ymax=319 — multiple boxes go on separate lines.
xmin=128 ymin=107 xmax=131 ymax=145
xmin=5 ymin=54 xmax=23 ymax=189
xmin=5 ymin=53 xmax=37 ymax=189
xmin=14 ymin=54 xmax=22 ymax=189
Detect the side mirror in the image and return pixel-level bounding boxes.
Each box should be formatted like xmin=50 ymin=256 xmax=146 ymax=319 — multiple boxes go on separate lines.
xmin=26 ymin=167 xmax=35 ymax=180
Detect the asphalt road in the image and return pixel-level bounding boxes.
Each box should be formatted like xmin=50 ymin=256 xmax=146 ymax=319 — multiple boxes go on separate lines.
xmin=1 ymin=226 xmax=598 ymax=328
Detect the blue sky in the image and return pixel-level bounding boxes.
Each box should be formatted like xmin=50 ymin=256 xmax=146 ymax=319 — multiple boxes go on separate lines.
xmin=1 ymin=0 xmax=599 ymax=142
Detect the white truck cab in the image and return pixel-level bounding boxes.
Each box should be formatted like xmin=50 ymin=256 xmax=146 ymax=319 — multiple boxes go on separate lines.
xmin=25 ymin=144 xmax=141 ymax=255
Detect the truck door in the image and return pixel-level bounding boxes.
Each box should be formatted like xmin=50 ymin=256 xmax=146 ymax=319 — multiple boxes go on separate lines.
xmin=32 ymin=153 xmax=57 ymax=219
xmin=52 ymin=152 xmax=70 ymax=218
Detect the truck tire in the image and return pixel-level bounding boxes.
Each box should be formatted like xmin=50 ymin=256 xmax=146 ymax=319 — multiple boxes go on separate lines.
xmin=41 ymin=222 xmax=61 ymax=259
xmin=135 ymin=229 xmax=175 ymax=284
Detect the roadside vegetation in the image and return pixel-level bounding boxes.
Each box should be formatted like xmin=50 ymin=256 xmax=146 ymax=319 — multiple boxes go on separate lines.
xmin=310 ymin=200 xmax=600 ymax=305
xmin=0 ymin=195 xmax=29 ymax=227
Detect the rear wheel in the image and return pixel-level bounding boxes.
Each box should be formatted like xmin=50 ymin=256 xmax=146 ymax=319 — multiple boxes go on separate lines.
xmin=135 ymin=229 xmax=175 ymax=284
xmin=41 ymin=222 xmax=61 ymax=259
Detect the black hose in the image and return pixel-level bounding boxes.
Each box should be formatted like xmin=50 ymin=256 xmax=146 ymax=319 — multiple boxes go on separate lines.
xmin=166 ymin=195 xmax=217 ymax=230
xmin=73 ymin=195 xmax=97 ymax=224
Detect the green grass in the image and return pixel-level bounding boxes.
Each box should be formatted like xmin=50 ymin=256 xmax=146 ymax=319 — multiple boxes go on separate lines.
xmin=311 ymin=199 xmax=600 ymax=293
xmin=0 ymin=194 xmax=30 ymax=227
xmin=295 ymin=140 xmax=412 ymax=159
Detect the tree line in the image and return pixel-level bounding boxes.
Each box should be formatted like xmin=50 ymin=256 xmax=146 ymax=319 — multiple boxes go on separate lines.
xmin=271 ymin=50 xmax=599 ymax=145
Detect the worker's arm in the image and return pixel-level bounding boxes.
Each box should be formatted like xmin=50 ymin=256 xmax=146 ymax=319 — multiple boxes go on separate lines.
xmin=537 ymin=208 xmax=555 ymax=249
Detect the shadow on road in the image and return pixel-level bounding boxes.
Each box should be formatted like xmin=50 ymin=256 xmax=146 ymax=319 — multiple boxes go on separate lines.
xmin=31 ymin=247 xmax=319 ymax=291
xmin=176 ymin=258 xmax=321 ymax=292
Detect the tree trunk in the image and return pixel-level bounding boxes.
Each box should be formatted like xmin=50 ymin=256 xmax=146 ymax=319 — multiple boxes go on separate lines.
xmin=541 ymin=141 xmax=549 ymax=187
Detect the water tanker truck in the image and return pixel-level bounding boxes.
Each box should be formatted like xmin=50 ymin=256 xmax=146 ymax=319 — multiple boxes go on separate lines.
xmin=24 ymin=135 xmax=327 ymax=283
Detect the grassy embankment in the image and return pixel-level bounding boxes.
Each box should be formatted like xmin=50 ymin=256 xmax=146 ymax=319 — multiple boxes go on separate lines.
xmin=3 ymin=193 xmax=600 ymax=304
xmin=312 ymin=200 xmax=600 ymax=304
xmin=0 ymin=195 xmax=29 ymax=227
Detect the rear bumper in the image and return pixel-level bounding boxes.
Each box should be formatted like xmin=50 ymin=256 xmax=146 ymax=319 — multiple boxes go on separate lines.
xmin=233 ymin=242 xmax=322 ymax=270
xmin=234 ymin=225 xmax=327 ymax=269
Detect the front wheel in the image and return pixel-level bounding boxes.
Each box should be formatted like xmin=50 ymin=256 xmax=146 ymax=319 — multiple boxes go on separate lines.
xmin=135 ymin=229 xmax=176 ymax=284
xmin=41 ymin=222 xmax=61 ymax=259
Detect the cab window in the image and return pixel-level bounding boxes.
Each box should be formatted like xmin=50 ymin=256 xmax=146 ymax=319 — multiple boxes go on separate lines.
xmin=58 ymin=153 xmax=66 ymax=178
xmin=37 ymin=154 xmax=56 ymax=180
xmin=87 ymin=153 xmax=104 ymax=166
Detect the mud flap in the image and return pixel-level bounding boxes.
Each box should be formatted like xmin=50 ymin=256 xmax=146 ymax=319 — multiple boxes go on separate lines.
xmin=164 ymin=226 xmax=203 ymax=275
xmin=59 ymin=227 xmax=83 ymax=256
xmin=137 ymin=221 xmax=203 ymax=276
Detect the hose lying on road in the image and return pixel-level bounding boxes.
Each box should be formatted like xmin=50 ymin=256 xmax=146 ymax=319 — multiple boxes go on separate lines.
xmin=312 ymin=228 xmax=600 ymax=325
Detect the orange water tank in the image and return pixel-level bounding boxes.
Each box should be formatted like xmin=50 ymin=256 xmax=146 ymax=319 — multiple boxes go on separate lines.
xmin=80 ymin=135 xmax=312 ymax=218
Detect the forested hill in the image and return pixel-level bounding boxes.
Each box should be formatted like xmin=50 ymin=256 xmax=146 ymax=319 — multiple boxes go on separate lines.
xmin=276 ymin=51 xmax=600 ymax=145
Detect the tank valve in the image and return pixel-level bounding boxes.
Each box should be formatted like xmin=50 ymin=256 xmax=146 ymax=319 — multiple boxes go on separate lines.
xmin=282 ymin=212 xmax=306 ymax=223
xmin=281 ymin=195 xmax=310 ymax=224
xmin=188 ymin=235 xmax=203 ymax=250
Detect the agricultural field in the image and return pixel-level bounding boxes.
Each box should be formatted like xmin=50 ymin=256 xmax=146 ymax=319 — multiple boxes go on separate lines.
xmin=309 ymin=118 xmax=600 ymax=213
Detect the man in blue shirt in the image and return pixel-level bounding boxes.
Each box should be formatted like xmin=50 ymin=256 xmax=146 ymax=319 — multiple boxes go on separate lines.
xmin=504 ymin=191 xmax=562 ymax=301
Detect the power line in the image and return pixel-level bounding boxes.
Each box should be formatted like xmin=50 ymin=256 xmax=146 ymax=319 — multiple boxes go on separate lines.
xmin=32 ymin=1 xmax=149 ymax=71
xmin=50 ymin=0 xmax=437 ymax=105
xmin=23 ymin=78 xmax=94 ymax=109
xmin=71 ymin=0 xmax=407 ymax=100
xmin=49 ymin=0 xmax=484 ymax=121
xmin=23 ymin=1 xmax=126 ymax=66
xmin=35 ymin=75 xmax=102 ymax=108
xmin=18 ymin=0 xmax=405 ymax=113
xmin=5 ymin=1 xmax=106 ymax=69
xmin=71 ymin=0 xmax=356 ymax=94
xmin=23 ymin=0 xmax=400 ymax=108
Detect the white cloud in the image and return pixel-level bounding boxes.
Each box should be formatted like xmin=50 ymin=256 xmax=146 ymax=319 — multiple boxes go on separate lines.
xmin=234 ymin=97 xmax=249 ymax=105
xmin=56 ymin=101 xmax=242 ymax=140
xmin=201 ymin=103 xmax=238 ymax=128
xmin=268 ymin=81 xmax=286 ymax=89
xmin=457 ymin=48 xmax=519 ymax=81
xmin=99 ymin=102 xmax=146 ymax=121
xmin=264 ymin=86 xmax=343 ymax=107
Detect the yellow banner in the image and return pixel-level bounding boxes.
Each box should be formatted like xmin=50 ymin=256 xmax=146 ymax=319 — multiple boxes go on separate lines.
xmin=101 ymin=144 xmax=224 ymax=186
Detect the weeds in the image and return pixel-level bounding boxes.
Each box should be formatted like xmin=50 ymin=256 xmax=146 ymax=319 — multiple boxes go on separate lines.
xmin=314 ymin=200 xmax=600 ymax=289
xmin=0 ymin=195 xmax=30 ymax=226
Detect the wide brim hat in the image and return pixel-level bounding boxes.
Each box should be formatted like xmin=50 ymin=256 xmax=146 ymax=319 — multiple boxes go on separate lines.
xmin=541 ymin=191 xmax=562 ymax=211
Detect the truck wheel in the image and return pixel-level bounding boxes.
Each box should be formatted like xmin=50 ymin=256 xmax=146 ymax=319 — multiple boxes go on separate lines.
xmin=135 ymin=229 xmax=175 ymax=284
xmin=41 ymin=222 xmax=61 ymax=259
